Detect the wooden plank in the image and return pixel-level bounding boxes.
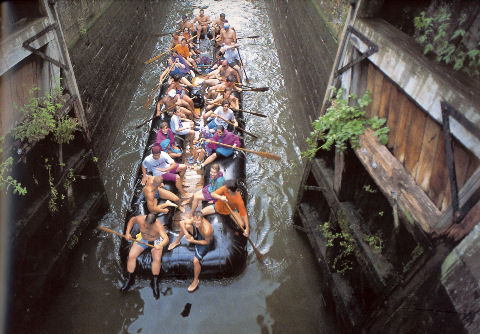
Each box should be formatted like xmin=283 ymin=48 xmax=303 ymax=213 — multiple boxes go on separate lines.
xmin=333 ymin=149 xmax=345 ymax=196
xmin=378 ymin=76 xmax=392 ymax=120
xmin=386 ymin=84 xmax=399 ymax=149
xmin=404 ymin=103 xmax=427 ymax=177
xmin=428 ymin=129 xmax=450 ymax=210
xmin=415 ymin=117 xmax=442 ymax=194
xmin=453 ymin=142 xmax=473 ymax=189
xmin=355 ymin=129 xmax=442 ymax=234
xmin=392 ymin=94 xmax=411 ymax=163
xmin=370 ymin=64 xmax=384 ymax=118
xmin=435 ymin=168 xmax=480 ymax=233
xmin=365 ymin=62 xmax=376 ymax=117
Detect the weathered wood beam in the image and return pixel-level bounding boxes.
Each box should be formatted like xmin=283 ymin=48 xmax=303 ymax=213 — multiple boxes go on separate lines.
xmin=334 ymin=148 xmax=345 ymax=196
xmin=354 ymin=129 xmax=442 ymax=234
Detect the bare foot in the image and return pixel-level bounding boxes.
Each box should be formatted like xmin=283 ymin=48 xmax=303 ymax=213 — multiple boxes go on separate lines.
xmin=178 ymin=205 xmax=185 ymax=213
xmin=165 ymin=200 xmax=177 ymax=208
xmin=168 ymin=240 xmax=180 ymax=251
xmin=188 ymin=279 xmax=199 ymax=292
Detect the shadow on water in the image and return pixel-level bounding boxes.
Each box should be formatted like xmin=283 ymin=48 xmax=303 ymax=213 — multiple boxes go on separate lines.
xmin=39 ymin=1 xmax=339 ymax=333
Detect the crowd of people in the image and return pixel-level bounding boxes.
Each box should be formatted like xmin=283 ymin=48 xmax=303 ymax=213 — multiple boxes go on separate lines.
xmin=121 ymin=9 xmax=250 ymax=297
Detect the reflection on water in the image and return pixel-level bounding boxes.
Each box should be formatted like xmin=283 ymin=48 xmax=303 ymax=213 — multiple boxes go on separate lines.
xmin=40 ymin=0 xmax=337 ymax=333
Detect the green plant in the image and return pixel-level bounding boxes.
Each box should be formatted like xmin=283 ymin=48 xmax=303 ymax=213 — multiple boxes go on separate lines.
xmin=63 ymin=168 xmax=76 ymax=191
xmin=319 ymin=221 xmax=356 ymax=274
xmin=414 ymin=8 xmax=480 ymax=77
xmin=45 ymin=160 xmax=58 ymax=213
xmin=54 ymin=116 xmax=78 ymax=145
xmin=0 ymin=136 xmax=27 ymax=195
xmin=363 ymin=184 xmax=377 ymax=193
xmin=80 ymin=28 xmax=87 ymax=36
xmin=363 ymin=233 xmax=384 ymax=252
xmin=302 ymin=87 xmax=389 ymax=159
xmin=13 ymin=85 xmax=64 ymax=143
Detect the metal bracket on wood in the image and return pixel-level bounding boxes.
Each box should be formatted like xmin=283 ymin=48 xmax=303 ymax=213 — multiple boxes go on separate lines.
xmin=441 ymin=101 xmax=480 ymax=223
xmin=334 ymin=25 xmax=378 ymax=77
xmin=22 ymin=23 xmax=69 ymax=71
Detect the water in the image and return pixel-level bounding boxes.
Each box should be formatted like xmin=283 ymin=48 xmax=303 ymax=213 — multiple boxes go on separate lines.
xmin=39 ymin=1 xmax=337 ymax=333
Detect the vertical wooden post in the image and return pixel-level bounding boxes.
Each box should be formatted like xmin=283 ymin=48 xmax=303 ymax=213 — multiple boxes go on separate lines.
xmin=334 ymin=148 xmax=345 ymax=197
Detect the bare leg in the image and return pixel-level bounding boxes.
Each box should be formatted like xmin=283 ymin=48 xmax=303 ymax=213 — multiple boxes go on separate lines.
xmin=127 ymin=243 xmax=145 ymax=273
xmin=201 ymin=204 xmax=216 ymax=216
xmin=188 ymin=257 xmax=201 ymax=292
xmin=158 ymin=187 xmax=180 ymax=202
xmin=191 ymin=189 xmax=206 ymax=214
xmin=168 ymin=220 xmax=190 ymax=250
xmin=151 ymin=247 xmax=163 ymax=276
xmin=202 ymin=152 xmax=217 ymax=167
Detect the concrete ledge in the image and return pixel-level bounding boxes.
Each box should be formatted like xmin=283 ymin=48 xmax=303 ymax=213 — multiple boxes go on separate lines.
xmin=0 ymin=17 xmax=55 ymax=76
xmin=349 ymin=18 xmax=480 ymax=159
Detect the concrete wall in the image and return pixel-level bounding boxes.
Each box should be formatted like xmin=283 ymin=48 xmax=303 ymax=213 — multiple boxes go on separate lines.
xmin=265 ymin=0 xmax=339 ymax=145
xmin=55 ymin=0 xmax=171 ymax=162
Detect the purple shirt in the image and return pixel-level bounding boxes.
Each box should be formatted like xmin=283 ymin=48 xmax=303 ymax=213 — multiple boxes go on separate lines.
xmin=208 ymin=130 xmax=241 ymax=150
xmin=155 ymin=128 xmax=176 ymax=149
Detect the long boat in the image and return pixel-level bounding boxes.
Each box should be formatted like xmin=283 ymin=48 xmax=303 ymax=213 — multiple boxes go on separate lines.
xmin=120 ymin=33 xmax=249 ymax=279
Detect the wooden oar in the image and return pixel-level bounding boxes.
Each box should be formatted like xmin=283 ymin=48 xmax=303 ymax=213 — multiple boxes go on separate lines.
xmin=153 ymin=30 xmax=179 ymax=38
xmin=97 ymin=226 xmax=154 ymax=248
xmin=145 ymin=36 xmax=196 ymax=65
xmin=236 ymin=47 xmax=250 ymax=84
xmin=216 ymin=87 xmax=268 ymax=92
xmin=237 ymin=35 xmax=260 ymax=40
xmin=215 ymin=114 xmax=258 ymax=139
xmin=143 ymin=67 xmax=170 ymax=110
xmin=235 ymin=83 xmax=269 ymax=92
xmin=210 ymin=103 xmax=266 ymax=118
xmin=135 ymin=104 xmax=176 ymax=129
xmin=206 ymin=140 xmax=281 ymax=160
xmin=223 ymin=201 xmax=264 ymax=262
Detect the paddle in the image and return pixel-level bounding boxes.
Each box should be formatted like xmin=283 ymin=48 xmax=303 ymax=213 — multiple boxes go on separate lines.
xmin=236 ymin=47 xmax=250 ymax=84
xmin=210 ymin=103 xmax=266 ymax=118
xmin=153 ymin=30 xmax=179 ymax=38
xmin=237 ymin=35 xmax=260 ymax=40
xmin=145 ymin=36 xmax=196 ymax=65
xmin=235 ymin=83 xmax=269 ymax=92
xmin=135 ymin=104 xmax=176 ymax=129
xmin=214 ymin=114 xmax=258 ymax=139
xmin=223 ymin=201 xmax=264 ymax=262
xmin=97 ymin=226 xmax=154 ymax=248
xmin=216 ymin=87 xmax=267 ymax=92
xmin=143 ymin=67 xmax=171 ymax=110
xmin=205 ymin=139 xmax=281 ymax=160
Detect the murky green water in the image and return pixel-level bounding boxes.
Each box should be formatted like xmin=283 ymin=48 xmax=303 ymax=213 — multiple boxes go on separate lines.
xmin=40 ymin=1 xmax=337 ymax=333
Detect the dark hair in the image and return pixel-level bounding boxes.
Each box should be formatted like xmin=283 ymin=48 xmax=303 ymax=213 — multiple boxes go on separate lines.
xmin=146 ymin=213 xmax=156 ymax=225
xmin=182 ymin=15 xmax=187 ymax=19
xmin=220 ymin=13 xmax=225 ymax=18
xmin=217 ymin=125 xmax=225 ymax=132
xmin=160 ymin=122 xmax=168 ymax=129
xmin=173 ymin=73 xmax=182 ymax=82
xmin=211 ymin=163 xmax=220 ymax=172
xmin=225 ymin=179 xmax=238 ymax=192
xmin=222 ymin=100 xmax=230 ymax=106
xmin=216 ymin=50 xmax=224 ymax=57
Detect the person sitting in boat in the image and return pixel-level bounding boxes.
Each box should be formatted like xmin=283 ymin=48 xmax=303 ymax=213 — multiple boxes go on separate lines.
xmin=170 ymin=106 xmax=195 ymax=149
xmin=167 ymin=75 xmax=195 ymax=117
xmin=143 ymin=175 xmax=185 ymax=214
xmin=173 ymin=37 xmax=199 ymax=72
xmin=169 ymin=31 xmax=182 ymax=49
xmin=168 ymin=211 xmax=213 ymax=292
xmin=155 ymin=122 xmax=182 ymax=159
xmin=189 ymin=127 xmax=214 ymax=166
xmin=121 ymin=213 xmax=169 ymax=298
xmin=204 ymin=85 xmax=239 ymax=112
xmin=218 ymin=22 xmax=237 ymax=46
xmin=197 ymin=125 xmax=241 ymax=169
xmin=141 ymin=146 xmax=190 ymax=199
xmin=156 ymin=89 xmax=191 ymax=118
xmin=193 ymin=9 xmax=211 ymax=43
xmin=180 ymin=14 xmax=195 ymax=35
xmin=203 ymin=99 xmax=238 ymax=131
xmin=206 ymin=75 xmax=241 ymax=101
xmin=189 ymin=163 xmax=224 ymax=214
xmin=212 ymin=13 xmax=227 ymax=43
xmin=202 ymin=179 xmax=250 ymax=237
xmin=168 ymin=50 xmax=194 ymax=88
xmin=203 ymin=61 xmax=240 ymax=92
xmin=207 ymin=50 xmax=225 ymax=73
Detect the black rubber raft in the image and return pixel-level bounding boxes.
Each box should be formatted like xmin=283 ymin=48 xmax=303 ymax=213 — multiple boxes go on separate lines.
xmin=120 ymin=42 xmax=249 ymax=278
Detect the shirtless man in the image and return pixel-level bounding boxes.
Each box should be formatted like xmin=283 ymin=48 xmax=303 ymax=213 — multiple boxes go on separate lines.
xmin=168 ymin=211 xmax=213 ymax=292
xmin=219 ymin=22 xmax=237 ymax=46
xmin=203 ymin=61 xmax=241 ymax=92
xmin=205 ymin=89 xmax=239 ymax=112
xmin=121 ymin=213 xmax=169 ymax=298
xmin=143 ymin=175 xmax=185 ymax=214
xmin=180 ymin=14 xmax=195 ymax=34
xmin=156 ymin=89 xmax=191 ymax=118
xmin=193 ymin=9 xmax=211 ymax=42
xmin=167 ymin=75 xmax=195 ymax=114
xmin=169 ymin=31 xmax=183 ymax=49
xmin=212 ymin=13 xmax=227 ymax=42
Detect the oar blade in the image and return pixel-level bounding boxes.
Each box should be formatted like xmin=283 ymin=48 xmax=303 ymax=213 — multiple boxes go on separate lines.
xmin=254 ymin=151 xmax=281 ymax=160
